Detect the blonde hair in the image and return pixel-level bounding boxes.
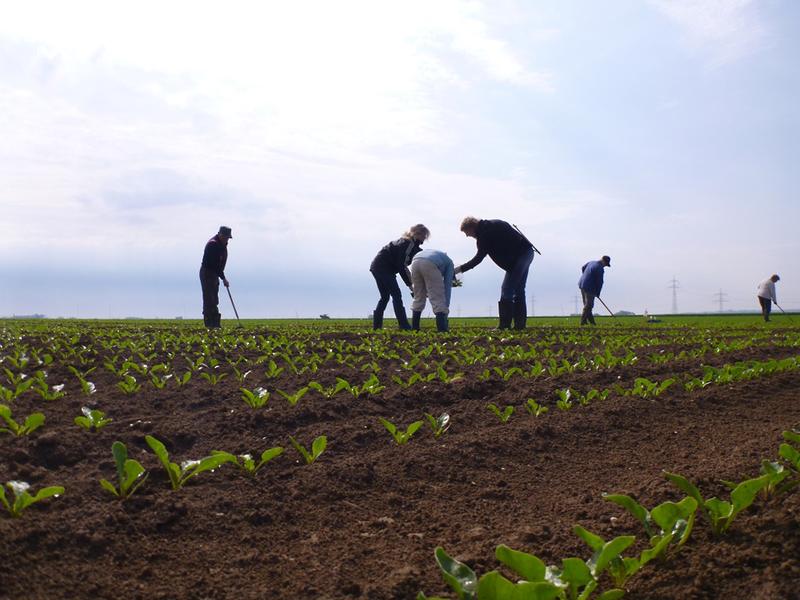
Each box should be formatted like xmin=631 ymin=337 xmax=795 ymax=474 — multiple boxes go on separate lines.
xmin=403 ymin=224 xmax=430 ymax=241
xmin=460 ymin=216 xmax=479 ymax=232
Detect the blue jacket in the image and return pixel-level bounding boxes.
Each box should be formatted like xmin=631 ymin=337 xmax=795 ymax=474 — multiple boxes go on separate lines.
xmin=578 ymin=260 xmax=605 ymax=296
xmin=413 ymin=250 xmax=455 ymax=305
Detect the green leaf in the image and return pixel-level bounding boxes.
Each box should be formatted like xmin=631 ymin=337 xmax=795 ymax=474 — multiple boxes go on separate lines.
xmin=311 ymin=435 xmax=327 ymax=459
xmin=111 ymin=441 xmax=128 ymax=482
xmin=592 ymin=535 xmax=636 ymax=577
xmin=258 ymin=447 xmax=284 ymax=466
xmin=780 ymin=443 xmax=800 ymax=469
xmin=604 ymin=493 xmax=651 ymax=534
xmin=728 ymin=474 xmax=771 ymax=523
xmin=597 ymin=590 xmax=626 ymax=600
xmin=434 ymin=547 xmax=477 ymax=600
xmin=100 ymin=478 xmax=120 ymax=496
xmin=573 ymin=525 xmax=604 ymax=552
xmin=495 ymin=544 xmax=546 ymax=582
xmin=22 ymin=413 xmax=45 ymax=434
xmin=650 ymin=497 xmax=697 ymax=535
xmin=558 ymin=557 xmax=593 ymax=591
xmin=476 ymin=571 xmax=516 ymax=599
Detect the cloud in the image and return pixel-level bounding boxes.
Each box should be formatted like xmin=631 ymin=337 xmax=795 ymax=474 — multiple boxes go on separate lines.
xmin=649 ymin=0 xmax=766 ymax=65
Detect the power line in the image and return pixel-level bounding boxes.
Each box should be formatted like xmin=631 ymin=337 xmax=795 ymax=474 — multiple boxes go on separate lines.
xmin=713 ymin=289 xmax=728 ymax=312
xmin=668 ymin=277 xmax=679 ymax=314
xmin=573 ymin=295 xmax=580 ymax=315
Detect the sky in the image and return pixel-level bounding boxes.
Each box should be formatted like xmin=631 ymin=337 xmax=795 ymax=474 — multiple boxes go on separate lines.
xmin=1 ymin=0 xmax=798 ymax=319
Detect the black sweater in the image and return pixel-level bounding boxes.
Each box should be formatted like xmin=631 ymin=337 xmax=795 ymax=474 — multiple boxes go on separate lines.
xmin=458 ymin=220 xmax=532 ymax=273
xmin=200 ymin=235 xmax=228 ymax=280
xmin=369 ymin=237 xmax=422 ymax=287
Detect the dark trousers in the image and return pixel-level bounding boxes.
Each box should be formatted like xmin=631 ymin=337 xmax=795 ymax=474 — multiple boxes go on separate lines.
xmin=581 ymin=290 xmax=596 ymax=325
xmin=371 ymin=270 xmax=411 ymax=329
xmin=200 ymin=268 xmax=221 ymax=327
xmin=758 ymin=296 xmax=772 ymax=322
xmin=500 ymin=247 xmax=535 ymax=303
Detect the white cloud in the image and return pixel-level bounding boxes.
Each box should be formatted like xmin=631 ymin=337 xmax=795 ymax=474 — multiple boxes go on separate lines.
xmin=649 ymin=0 xmax=766 ymax=65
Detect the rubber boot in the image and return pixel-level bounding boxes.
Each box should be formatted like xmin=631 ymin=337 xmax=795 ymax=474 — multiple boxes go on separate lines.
xmin=580 ymin=306 xmax=590 ymax=326
xmin=411 ymin=311 xmax=422 ymax=331
xmin=435 ymin=312 xmax=449 ymax=332
xmin=512 ymin=300 xmax=527 ymax=330
xmin=203 ymin=313 xmax=213 ymax=327
xmin=212 ymin=312 xmax=222 ymax=328
xmin=393 ymin=301 xmax=412 ymax=330
xmin=497 ymin=300 xmax=513 ymax=329
xmin=372 ymin=310 xmax=384 ymax=330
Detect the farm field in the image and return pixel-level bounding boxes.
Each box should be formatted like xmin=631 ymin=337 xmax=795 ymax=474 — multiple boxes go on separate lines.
xmin=1 ymin=316 xmax=799 ymax=600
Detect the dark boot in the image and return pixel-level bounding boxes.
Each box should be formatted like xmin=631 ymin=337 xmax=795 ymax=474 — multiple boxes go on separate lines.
xmin=512 ymin=300 xmax=527 ymax=330
xmin=212 ymin=313 xmax=222 ymax=328
xmin=580 ymin=306 xmax=590 ymax=326
xmin=372 ymin=310 xmax=384 ymax=330
xmin=411 ymin=311 xmax=422 ymax=331
xmin=203 ymin=313 xmax=213 ymax=327
xmin=393 ymin=301 xmax=412 ymax=330
xmin=497 ymin=300 xmax=513 ymax=329
xmin=435 ymin=312 xmax=449 ymax=332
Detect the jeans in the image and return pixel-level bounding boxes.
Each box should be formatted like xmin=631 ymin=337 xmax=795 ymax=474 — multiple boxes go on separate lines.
xmin=758 ymin=296 xmax=772 ymax=321
xmin=199 ymin=267 xmax=220 ymax=323
xmin=500 ymin=246 xmax=534 ymax=302
xmin=372 ymin=270 xmax=405 ymax=314
xmin=581 ymin=290 xmax=596 ymax=325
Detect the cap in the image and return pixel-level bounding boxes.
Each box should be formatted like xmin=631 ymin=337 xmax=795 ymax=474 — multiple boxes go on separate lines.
xmin=602 ymin=255 xmax=611 ymax=266
xmin=218 ymin=226 xmax=232 ymax=238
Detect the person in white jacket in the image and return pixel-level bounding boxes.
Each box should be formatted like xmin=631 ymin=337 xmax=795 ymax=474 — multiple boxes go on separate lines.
xmin=756 ymin=274 xmax=780 ymax=322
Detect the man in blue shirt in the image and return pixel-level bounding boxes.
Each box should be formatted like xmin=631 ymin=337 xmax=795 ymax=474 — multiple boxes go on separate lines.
xmin=410 ymin=249 xmax=455 ymax=332
xmin=578 ymin=255 xmax=610 ymax=326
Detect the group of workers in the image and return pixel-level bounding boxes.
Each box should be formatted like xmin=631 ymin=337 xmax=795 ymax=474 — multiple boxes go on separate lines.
xmin=368 ymin=217 xmax=607 ymax=332
xmin=198 ymin=222 xmax=782 ymax=329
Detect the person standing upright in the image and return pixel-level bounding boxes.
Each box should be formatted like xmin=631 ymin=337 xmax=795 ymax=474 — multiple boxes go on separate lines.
xmin=370 ymin=224 xmax=430 ymax=330
xmin=454 ymin=217 xmax=534 ymax=329
xmin=200 ymin=226 xmax=232 ymax=328
xmin=410 ymin=249 xmax=455 ymax=332
xmin=578 ymin=255 xmax=611 ymax=325
xmin=756 ymin=274 xmax=780 ymax=322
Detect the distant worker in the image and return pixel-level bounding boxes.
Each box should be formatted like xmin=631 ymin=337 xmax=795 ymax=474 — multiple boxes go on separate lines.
xmin=578 ymin=255 xmax=611 ymax=326
xmin=454 ymin=217 xmax=535 ymax=330
xmin=200 ymin=226 xmax=232 ymax=328
xmin=370 ymin=224 xmax=430 ymax=330
xmin=756 ymin=274 xmax=780 ymax=322
xmin=410 ymin=249 xmax=455 ymax=332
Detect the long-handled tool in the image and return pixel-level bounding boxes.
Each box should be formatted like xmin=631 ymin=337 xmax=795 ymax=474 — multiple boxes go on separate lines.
xmin=226 ymin=286 xmax=243 ymax=327
xmin=597 ymin=297 xmax=615 ymax=317
xmin=512 ymin=224 xmax=542 ymax=256
xmin=775 ymin=302 xmax=794 ymax=322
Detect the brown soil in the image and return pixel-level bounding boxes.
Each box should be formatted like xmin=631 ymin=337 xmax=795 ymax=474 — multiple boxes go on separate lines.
xmin=1 ymin=325 xmax=799 ymax=600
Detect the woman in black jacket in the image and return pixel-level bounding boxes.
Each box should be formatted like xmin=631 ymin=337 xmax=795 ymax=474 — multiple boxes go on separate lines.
xmin=370 ymin=224 xmax=430 ymax=330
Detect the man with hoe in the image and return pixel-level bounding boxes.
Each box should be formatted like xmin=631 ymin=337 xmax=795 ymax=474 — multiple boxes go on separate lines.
xmin=578 ymin=255 xmax=611 ymax=326
xmin=756 ymin=274 xmax=781 ymax=322
xmin=200 ymin=226 xmax=232 ymax=328
xmin=454 ymin=216 xmax=535 ymax=330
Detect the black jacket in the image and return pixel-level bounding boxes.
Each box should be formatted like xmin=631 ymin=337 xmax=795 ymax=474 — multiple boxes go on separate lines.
xmin=201 ymin=235 xmax=228 ymax=280
xmin=370 ymin=237 xmax=422 ymax=287
xmin=458 ymin=220 xmax=533 ymax=273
